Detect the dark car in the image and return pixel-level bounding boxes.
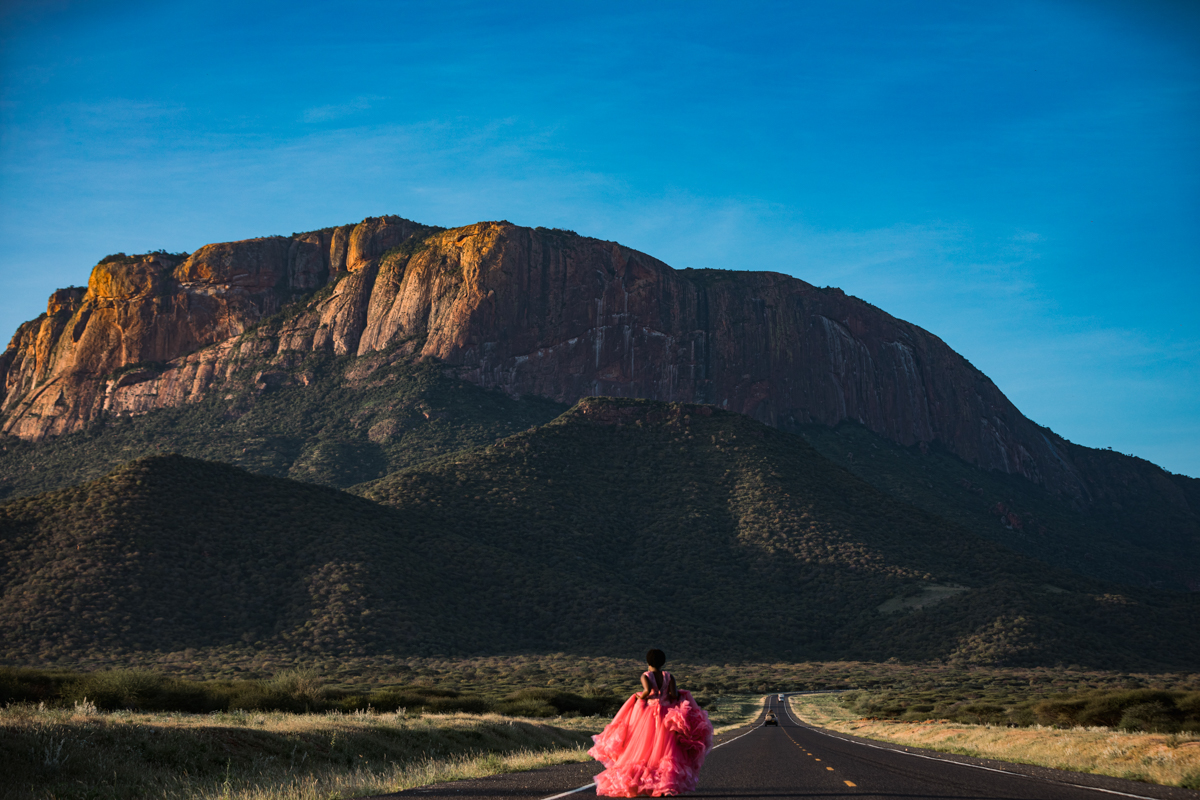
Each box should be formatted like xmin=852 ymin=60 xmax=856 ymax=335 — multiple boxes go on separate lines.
xmin=764 ymin=712 xmax=777 ymax=726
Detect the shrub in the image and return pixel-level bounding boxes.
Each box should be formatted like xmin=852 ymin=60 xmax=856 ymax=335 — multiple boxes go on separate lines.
xmin=265 ymin=668 xmax=327 ymax=708
xmin=426 ymin=696 xmax=491 ymax=714
xmin=492 ymin=688 xmax=616 ymax=718
xmin=1118 ymin=702 xmax=1178 ymax=733
xmin=494 ymin=698 xmax=558 ymax=717
xmin=956 ymin=703 xmax=1007 ymax=725
xmin=0 ymin=666 xmax=72 ymax=705
xmin=1033 ymin=698 xmax=1089 ymax=727
xmin=61 ymin=669 xmax=216 ymax=712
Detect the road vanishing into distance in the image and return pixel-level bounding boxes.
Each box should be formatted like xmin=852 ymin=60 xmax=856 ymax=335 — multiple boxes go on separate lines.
xmin=379 ymin=694 xmax=1200 ymax=800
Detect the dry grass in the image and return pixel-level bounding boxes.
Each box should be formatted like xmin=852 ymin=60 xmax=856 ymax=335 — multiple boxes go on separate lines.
xmin=789 ymin=693 xmax=1200 ymax=789
xmin=0 ymin=704 xmax=599 ymax=800
xmin=1 ymin=691 xmax=765 ymax=800
xmin=709 ymin=694 xmax=765 ymax=734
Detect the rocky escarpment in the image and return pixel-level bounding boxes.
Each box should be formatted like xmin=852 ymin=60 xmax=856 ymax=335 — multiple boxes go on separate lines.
xmin=0 ymin=216 xmax=1168 ymax=508
xmin=0 ymin=217 xmax=432 ymax=440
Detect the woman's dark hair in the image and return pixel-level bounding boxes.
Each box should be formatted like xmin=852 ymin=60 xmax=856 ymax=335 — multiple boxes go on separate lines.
xmin=646 ymin=649 xmax=666 ymax=669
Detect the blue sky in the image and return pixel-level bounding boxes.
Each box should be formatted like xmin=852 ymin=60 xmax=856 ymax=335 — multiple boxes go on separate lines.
xmin=1 ymin=0 xmax=1197 ymax=476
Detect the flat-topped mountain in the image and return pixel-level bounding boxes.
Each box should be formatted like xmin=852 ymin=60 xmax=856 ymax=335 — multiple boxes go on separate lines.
xmin=0 ymin=216 xmax=1196 ymax=591
xmin=0 ymin=218 xmax=1081 ymax=489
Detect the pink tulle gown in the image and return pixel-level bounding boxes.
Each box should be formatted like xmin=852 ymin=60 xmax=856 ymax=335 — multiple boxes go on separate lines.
xmin=588 ymin=671 xmax=714 ymax=797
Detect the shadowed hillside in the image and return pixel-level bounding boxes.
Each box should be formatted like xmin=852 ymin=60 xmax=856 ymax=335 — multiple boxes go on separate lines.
xmin=2 ymin=398 xmax=1195 ymax=670
xmin=355 ymin=397 xmax=1199 ymax=668
xmin=794 ymin=423 xmax=1200 ymax=592
xmin=2 ymin=349 xmax=1194 ymax=596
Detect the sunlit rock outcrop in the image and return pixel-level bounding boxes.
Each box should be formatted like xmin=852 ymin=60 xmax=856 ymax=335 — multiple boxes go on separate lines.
xmin=0 ymin=216 xmax=1091 ymax=499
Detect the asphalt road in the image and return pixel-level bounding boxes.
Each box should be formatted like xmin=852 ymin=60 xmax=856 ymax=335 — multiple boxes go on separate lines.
xmin=377 ymin=694 xmax=1200 ymax=800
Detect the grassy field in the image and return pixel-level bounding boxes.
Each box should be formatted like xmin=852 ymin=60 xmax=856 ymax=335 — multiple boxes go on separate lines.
xmin=705 ymin=694 xmax=766 ymax=733
xmin=7 ymin=658 xmax=1198 ymax=721
xmin=6 ymin=652 xmax=1199 ymax=796
xmin=789 ymin=693 xmax=1200 ymax=789
xmin=1 ymin=706 xmax=596 ymax=800
xmin=835 ymin=683 xmax=1200 ymax=731
xmin=0 ymin=692 xmax=764 ymax=800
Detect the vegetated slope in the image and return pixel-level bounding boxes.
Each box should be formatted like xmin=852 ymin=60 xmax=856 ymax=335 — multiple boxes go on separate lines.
xmin=796 ymin=423 xmax=1200 ymax=592
xmin=0 ymin=452 xmax=529 ymax=665
xmin=2 ymin=348 xmax=1193 ymax=600
xmin=352 ymin=397 xmax=1195 ymax=669
xmin=0 ymin=355 xmax=565 ymax=500
xmin=2 ymin=399 xmax=1195 ymax=670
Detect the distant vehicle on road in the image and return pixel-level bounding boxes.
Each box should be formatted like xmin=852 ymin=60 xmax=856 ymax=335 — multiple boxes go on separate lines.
xmin=764 ymin=712 xmax=778 ymax=726
xmin=778 ymin=694 xmax=784 ymax=700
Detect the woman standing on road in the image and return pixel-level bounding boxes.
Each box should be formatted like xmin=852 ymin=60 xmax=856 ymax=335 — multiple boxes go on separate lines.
xmin=588 ymin=649 xmax=714 ymax=796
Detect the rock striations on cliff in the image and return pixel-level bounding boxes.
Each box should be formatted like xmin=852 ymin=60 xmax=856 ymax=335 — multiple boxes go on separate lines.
xmin=0 ymin=216 xmax=1180 ymax=514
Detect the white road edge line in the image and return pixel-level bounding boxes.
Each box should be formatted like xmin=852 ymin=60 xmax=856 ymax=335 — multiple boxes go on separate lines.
xmin=539 ymin=785 xmax=595 ymax=800
xmin=780 ymin=694 xmax=1164 ymax=800
xmin=537 ymin=697 xmax=770 ymax=800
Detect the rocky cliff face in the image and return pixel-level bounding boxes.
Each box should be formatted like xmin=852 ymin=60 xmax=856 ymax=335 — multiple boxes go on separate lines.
xmin=0 ymin=216 xmax=1149 ymax=505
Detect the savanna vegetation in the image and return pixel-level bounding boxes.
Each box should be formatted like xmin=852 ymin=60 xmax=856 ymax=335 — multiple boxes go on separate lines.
xmin=0 ymin=659 xmax=770 ymax=800
xmin=0 ymin=666 xmax=619 ymax=718
xmin=5 ymin=660 xmax=1196 ymax=722
xmin=837 ymin=684 xmax=1200 ymax=732
xmin=2 ymin=398 xmax=1197 ymax=669
xmin=5 ymin=658 xmax=1199 ymax=796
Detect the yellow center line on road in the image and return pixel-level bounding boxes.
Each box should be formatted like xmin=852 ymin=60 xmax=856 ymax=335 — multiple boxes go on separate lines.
xmin=782 ymin=726 xmax=848 ymax=782
xmin=844 ymin=781 xmax=856 ymax=787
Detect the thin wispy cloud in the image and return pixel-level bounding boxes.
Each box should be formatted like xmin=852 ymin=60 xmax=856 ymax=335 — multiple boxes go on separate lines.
xmin=301 ymin=96 xmax=382 ymax=123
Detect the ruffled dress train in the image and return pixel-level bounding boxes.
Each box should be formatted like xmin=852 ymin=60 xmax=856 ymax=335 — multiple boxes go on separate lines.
xmin=588 ymin=672 xmax=714 ymax=797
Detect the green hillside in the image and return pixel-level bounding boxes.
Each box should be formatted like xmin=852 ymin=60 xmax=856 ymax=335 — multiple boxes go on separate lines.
xmin=2 ymin=398 xmax=1194 ymax=670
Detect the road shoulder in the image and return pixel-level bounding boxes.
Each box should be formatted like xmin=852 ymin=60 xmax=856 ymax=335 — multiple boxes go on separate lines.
xmin=793 ymin=718 xmax=1200 ymax=800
